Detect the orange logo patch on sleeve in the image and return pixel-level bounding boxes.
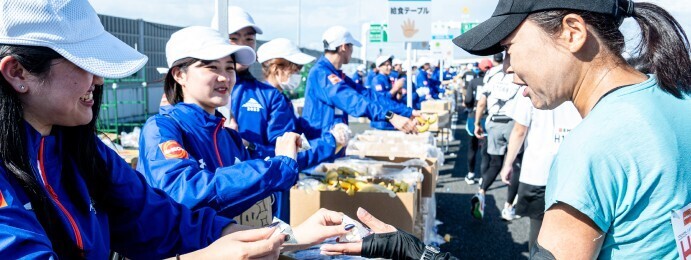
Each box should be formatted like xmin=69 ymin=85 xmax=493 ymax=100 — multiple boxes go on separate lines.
xmin=158 ymin=140 xmax=189 ymax=159
xmin=328 ymin=74 xmax=342 ymax=85
xmin=0 ymin=191 xmax=7 ymax=208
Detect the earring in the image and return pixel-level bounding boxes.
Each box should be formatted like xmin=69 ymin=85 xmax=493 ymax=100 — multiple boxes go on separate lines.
xmin=19 ymin=85 xmax=24 ymax=90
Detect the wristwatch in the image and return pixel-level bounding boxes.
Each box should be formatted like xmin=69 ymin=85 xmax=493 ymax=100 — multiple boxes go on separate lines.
xmin=420 ymin=245 xmax=440 ymax=260
xmin=385 ymin=111 xmax=395 ymax=121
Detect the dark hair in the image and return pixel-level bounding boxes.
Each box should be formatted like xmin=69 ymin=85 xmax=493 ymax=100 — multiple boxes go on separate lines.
xmin=0 ymin=45 xmax=110 ymax=258
xmin=528 ymin=1 xmax=691 ymax=98
xmin=163 ymin=55 xmax=237 ymax=105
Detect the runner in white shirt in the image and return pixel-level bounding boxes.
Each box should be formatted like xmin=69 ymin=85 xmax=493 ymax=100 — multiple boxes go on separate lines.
xmin=499 ymin=87 xmax=582 ymax=249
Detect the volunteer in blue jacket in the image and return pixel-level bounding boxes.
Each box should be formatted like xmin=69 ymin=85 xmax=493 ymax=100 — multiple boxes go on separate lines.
xmin=303 ymin=26 xmax=420 ymax=140
xmin=0 ymin=1 xmax=348 ymax=258
xmin=369 ymin=55 xmax=405 ymax=130
xmin=237 ymin=38 xmax=351 ymax=221
xmin=415 ymin=59 xmax=441 ymax=100
xmin=138 ymin=26 xmax=300 ymax=227
xmin=352 ymin=64 xmax=366 ymax=86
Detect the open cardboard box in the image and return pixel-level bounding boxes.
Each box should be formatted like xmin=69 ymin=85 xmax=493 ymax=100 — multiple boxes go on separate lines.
xmin=362 ymin=157 xmax=438 ymax=198
xmin=421 ymin=99 xmax=452 ymax=112
xmin=346 ymin=140 xmax=438 ymax=160
xmin=353 ymin=132 xmax=435 ymax=146
xmin=290 ymin=187 xmax=419 ymax=236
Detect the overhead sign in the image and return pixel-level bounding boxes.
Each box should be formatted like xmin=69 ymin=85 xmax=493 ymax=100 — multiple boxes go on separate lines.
xmin=369 ymin=23 xmax=388 ymax=43
xmin=460 ymin=22 xmax=478 ymax=35
xmin=409 ymin=41 xmax=430 ymax=50
xmin=388 ymin=0 xmax=432 ymax=42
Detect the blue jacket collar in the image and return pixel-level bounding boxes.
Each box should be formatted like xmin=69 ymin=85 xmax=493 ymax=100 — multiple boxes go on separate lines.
xmin=161 ymin=103 xmax=225 ymax=129
xmin=317 ymin=56 xmax=342 ymax=75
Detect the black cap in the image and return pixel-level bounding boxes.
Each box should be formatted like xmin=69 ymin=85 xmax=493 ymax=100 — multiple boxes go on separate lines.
xmin=453 ymin=0 xmax=632 ymax=56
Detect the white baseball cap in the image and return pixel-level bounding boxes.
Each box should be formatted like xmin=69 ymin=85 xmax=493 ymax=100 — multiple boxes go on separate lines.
xmin=375 ymin=55 xmax=393 ymax=68
xmin=322 ymin=26 xmax=362 ymax=51
xmin=392 ymin=58 xmax=403 ymax=66
xmin=357 ymin=64 xmax=366 ymax=71
xmin=257 ymin=38 xmax=315 ymax=65
xmin=166 ymin=26 xmax=256 ymax=68
xmin=211 ymin=6 xmax=263 ymax=35
xmin=416 ymin=57 xmax=431 ymax=67
xmin=0 ymin=0 xmax=147 ymax=78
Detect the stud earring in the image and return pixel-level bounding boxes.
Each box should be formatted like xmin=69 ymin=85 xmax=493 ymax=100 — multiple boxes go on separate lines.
xmin=19 ymin=85 xmax=25 ymax=90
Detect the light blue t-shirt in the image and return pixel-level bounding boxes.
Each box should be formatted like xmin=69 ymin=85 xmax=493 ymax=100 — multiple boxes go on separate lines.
xmin=546 ymin=75 xmax=691 ymax=259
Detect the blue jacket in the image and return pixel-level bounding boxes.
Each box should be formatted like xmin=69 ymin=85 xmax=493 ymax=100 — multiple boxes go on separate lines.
xmin=369 ymin=73 xmax=398 ymax=130
xmin=352 ymin=71 xmax=364 ymax=86
xmin=230 ymin=73 xmax=338 ymax=222
xmin=302 ymin=56 xmax=413 ymax=140
xmin=365 ymin=69 xmax=377 ymax=88
xmin=0 ymin=123 xmax=231 ymax=259
xmin=230 ymin=72 xmax=337 ymax=170
xmin=416 ymin=68 xmax=442 ymax=99
xmin=137 ymin=103 xmax=299 ymax=219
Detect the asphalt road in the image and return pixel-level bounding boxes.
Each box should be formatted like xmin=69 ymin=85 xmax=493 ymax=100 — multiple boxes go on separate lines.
xmin=435 ymin=112 xmax=530 ymax=259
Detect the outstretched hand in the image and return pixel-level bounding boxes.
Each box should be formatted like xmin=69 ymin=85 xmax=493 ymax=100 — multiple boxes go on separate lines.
xmin=319 ymin=207 xmax=396 ymax=256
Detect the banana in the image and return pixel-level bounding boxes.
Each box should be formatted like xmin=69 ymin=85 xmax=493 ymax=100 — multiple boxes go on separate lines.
xmin=325 ymin=170 xmax=339 ymax=181
xmin=340 ymin=181 xmax=352 ymax=190
xmin=357 ymin=183 xmax=396 ymax=198
xmin=338 ymin=167 xmax=360 ymax=177
xmin=416 ymin=122 xmax=430 ymax=133
xmin=398 ymin=182 xmax=409 ymax=192
xmin=427 ymin=113 xmax=438 ymax=124
xmin=346 ymin=185 xmax=356 ymax=196
xmin=416 ymin=116 xmax=428 ymax=124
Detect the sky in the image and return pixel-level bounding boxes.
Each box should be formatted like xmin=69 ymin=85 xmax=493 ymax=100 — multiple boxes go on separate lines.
xmin=90 ymin=0 xmax=691 ymax=63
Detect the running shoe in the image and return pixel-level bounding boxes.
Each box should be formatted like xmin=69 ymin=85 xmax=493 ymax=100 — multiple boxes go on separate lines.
xmin=501 ymin=206 xmax=520 ymax=221
xmin=465 ymin=172 xmax=476 ymax=184
xmin=470 ymin=193 xmax=485 ymax=220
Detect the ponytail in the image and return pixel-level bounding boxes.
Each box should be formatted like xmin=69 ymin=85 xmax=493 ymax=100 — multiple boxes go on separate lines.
xmin=630 ymin=2 xmax=691 ymax=98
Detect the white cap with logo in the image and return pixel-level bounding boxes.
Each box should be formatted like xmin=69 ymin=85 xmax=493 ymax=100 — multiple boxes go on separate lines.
xmin=257 ymin=38 xmax=315 ymax=65
xmin=392 ymin=58 xmax=403 ymax=66
xmin=166 ymin=26 xmax=256 ymax=68
xmin=211 ymin=6 xmax=263 ymax=35
xmin=0 ymin=0 xmax=147 ymax=78
xmin=322 ymin=26 xmax=362 ymax=51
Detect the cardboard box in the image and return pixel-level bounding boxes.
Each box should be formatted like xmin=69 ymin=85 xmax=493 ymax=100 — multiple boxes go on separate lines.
xmin=362 ymin=157 xmax=439 ymax=198
xmin=346 ymin=140 xmax=438 ymax=160
xmin=421 ymin=100 xmax=452 ymax=112
xmin=290 ymin=188 xmax=419 ymax=235
xmin=355 ymin=130 xmax=435 ymax=146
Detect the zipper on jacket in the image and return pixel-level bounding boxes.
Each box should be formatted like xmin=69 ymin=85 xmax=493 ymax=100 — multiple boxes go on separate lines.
xmin=38 ymin=138 xmax=84 ymax=251
xmin=213 ymin=118 xmax=225 ymax=167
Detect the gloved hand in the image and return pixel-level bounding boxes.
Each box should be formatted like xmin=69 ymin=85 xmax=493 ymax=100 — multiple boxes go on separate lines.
xmin=329 ymin=123 xmax=352 ymax=148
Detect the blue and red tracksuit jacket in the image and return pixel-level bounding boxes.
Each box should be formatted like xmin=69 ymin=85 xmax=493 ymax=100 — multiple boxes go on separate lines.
xmin=302 ymin=56 xmax=413 ymax=140
xmin=230 ymin=72 xmax=337 ymax=221
xmin=0 ymin=122 xmax=232 ymax=259
xmin=137 ymin=103 xmax=299 ymax=220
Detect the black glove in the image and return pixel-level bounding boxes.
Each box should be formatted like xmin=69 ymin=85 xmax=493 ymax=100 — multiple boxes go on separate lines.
xmin=361 ymin=229 xmax=457 ymax=260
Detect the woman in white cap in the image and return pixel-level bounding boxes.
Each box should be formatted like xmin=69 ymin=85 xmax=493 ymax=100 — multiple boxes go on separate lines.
xmin=245 ymin=38 xmax=351 ymax=221
xmin=0 ymin=0 xmax=347 ymax=258
xmin=324 ymin=0 xmax=691 ymax=258
xmin=138 ymin=26 xmax=352 ymax=245
xmin=369 ymin=55 xmax=405 ymax=130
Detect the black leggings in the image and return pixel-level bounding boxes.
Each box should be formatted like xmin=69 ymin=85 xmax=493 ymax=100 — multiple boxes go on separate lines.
xmin=467 ymin=135 xmax=480 ymax=173
xmin=507 ymin=153 xmax=522 ymax=204
xmin=529 ymin=216 xmax=544 ymax=251
xmin=480 ymin=139 xmax=522 ymax=200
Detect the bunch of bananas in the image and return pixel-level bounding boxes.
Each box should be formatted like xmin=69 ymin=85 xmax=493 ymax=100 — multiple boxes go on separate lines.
xmin=415 ymin=113 xmax=439 ymax=133
xmin=317 ymin=167 xmax=410 ymax=198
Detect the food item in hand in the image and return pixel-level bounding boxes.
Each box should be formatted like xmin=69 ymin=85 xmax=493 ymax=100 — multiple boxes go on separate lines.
xmin=339 ymin=215 xmax=371 ymax=242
